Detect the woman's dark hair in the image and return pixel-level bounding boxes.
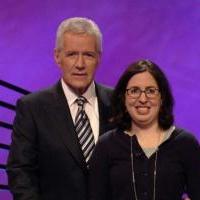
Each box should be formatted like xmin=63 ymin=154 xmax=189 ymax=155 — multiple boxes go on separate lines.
xmin=111 ymin=59 xmax=174 ymax=131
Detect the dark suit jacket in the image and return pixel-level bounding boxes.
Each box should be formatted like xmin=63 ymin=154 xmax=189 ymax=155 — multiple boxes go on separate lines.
xmin=7 ymin=81 xmax=114 ymax=200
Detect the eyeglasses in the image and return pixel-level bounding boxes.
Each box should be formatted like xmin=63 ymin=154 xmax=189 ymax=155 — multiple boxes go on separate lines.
xmin=126 ymin=87 xmax=160 ymax=99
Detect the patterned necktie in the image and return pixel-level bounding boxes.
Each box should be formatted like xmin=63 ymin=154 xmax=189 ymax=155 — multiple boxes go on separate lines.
xmin=75 ymin=96 xmax=95 ymax=164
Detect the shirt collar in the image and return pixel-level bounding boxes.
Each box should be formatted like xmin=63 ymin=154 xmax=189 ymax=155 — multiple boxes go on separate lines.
xmin=61 ymin=79 xmax=96 ymax=107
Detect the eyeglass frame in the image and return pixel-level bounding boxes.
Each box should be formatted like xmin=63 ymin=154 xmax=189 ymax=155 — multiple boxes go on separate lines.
xmin=126 ymin=86 xmax=160 ymax=99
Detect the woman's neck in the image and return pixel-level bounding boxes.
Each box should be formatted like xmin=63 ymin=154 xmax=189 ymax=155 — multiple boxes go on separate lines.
xmin=128 ymin=123 xmax=164 ymax=149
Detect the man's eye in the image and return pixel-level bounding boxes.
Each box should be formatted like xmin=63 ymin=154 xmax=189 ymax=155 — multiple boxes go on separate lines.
xmin=65 ymin=52 xmax=77 ymax=57
xmin=84 ymin=52 xmax=96 ymax=58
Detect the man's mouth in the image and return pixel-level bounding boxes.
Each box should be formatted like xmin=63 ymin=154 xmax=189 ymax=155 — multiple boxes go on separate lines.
xmin=72 ymin=73 xmax=87 ymax=76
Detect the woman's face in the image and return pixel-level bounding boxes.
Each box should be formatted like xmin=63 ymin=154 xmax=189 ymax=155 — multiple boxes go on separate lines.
xmin=125 ymin=71 xmax=161 ymax=128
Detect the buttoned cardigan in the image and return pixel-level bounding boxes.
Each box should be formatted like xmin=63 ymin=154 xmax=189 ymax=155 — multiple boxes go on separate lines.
xmin=89 ymin=128 xmax=200 ymax=200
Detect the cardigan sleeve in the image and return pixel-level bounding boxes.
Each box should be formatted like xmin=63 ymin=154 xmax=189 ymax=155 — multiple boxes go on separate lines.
xmin=183 ymin=134 xmax=200 ymax=200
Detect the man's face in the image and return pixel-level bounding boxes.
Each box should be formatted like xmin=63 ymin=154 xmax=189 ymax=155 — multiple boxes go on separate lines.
xmin=54 ymin=32 xmax=100 ymax=95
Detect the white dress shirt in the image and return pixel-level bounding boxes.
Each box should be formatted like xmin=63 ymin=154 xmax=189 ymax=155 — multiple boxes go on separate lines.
xmin=61 ymin=79 xmax=99 ymax=143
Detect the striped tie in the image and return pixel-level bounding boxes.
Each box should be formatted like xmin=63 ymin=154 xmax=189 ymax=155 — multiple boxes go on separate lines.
xmin=75 ymin=96 xmax=95 ymax=164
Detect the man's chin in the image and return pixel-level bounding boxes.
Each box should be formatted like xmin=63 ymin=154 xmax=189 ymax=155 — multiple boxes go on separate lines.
xmin=69 ymin=83 xmax=90 ymax=95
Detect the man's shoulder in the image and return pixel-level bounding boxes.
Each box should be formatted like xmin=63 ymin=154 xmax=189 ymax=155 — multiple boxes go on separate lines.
xmin=95 ymin=83 xmax=113 ymax=100
xmin=19 ymin=82 xmax=60 ymax=104
xmin=96 ymin=83 xmax=113 ymax=92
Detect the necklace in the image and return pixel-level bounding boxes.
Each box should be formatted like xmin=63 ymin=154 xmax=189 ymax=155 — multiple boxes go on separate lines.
xmin=130 ymin=136 xmax=159 ymax=200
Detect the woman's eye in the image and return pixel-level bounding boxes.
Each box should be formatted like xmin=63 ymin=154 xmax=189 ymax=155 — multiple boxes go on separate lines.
xmin=131 ymin=88 xmax=140 ymax=93
xmin=147 ymin=88 xmax=156 ymax=94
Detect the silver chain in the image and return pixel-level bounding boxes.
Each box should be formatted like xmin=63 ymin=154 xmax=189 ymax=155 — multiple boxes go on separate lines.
xmin=130 ymin=136 xmax=158 ymax=200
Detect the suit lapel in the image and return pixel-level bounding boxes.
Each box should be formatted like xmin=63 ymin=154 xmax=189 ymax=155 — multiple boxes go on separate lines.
xmin=50 ymin=82 xmax=87 ymax=171
xmin=47 ymin=82 xmax=113 ymax=171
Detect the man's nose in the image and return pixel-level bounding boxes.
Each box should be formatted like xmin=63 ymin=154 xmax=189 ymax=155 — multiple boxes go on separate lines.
xmin=75 ymin=54 xmax=85 ymax=69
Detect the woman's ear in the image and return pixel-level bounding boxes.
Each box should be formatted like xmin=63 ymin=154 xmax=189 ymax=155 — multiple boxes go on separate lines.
xmin=160 ymin=99 xmax=163 ymax=106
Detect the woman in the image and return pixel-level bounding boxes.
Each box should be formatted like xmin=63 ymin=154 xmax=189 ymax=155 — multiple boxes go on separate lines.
xmin=89 ymin=60 xmax=200 ymax=200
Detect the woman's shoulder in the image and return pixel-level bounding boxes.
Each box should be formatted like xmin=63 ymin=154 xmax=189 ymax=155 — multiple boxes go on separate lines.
xmin=173 ymin=127 xmax=200 ymax=148
xmin=99 ymin=128 xmax=119 ymax=142
xmin=96 ymin=128 xmax=125 ymax=148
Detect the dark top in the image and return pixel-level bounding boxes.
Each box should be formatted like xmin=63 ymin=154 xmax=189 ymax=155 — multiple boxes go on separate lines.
xmin=89 ymin=128 xmax=200 ymax=200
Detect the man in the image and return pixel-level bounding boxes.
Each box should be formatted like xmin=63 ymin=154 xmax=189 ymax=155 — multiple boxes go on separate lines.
xmin=7 ymin=17 xmax=114 ymax=200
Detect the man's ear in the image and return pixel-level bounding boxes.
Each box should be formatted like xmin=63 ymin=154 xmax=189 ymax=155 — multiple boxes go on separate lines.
xmin=54 ymin=48 xmax=61 ymax=65
xmin=97 ymin=52 xmax=102 ymax=66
